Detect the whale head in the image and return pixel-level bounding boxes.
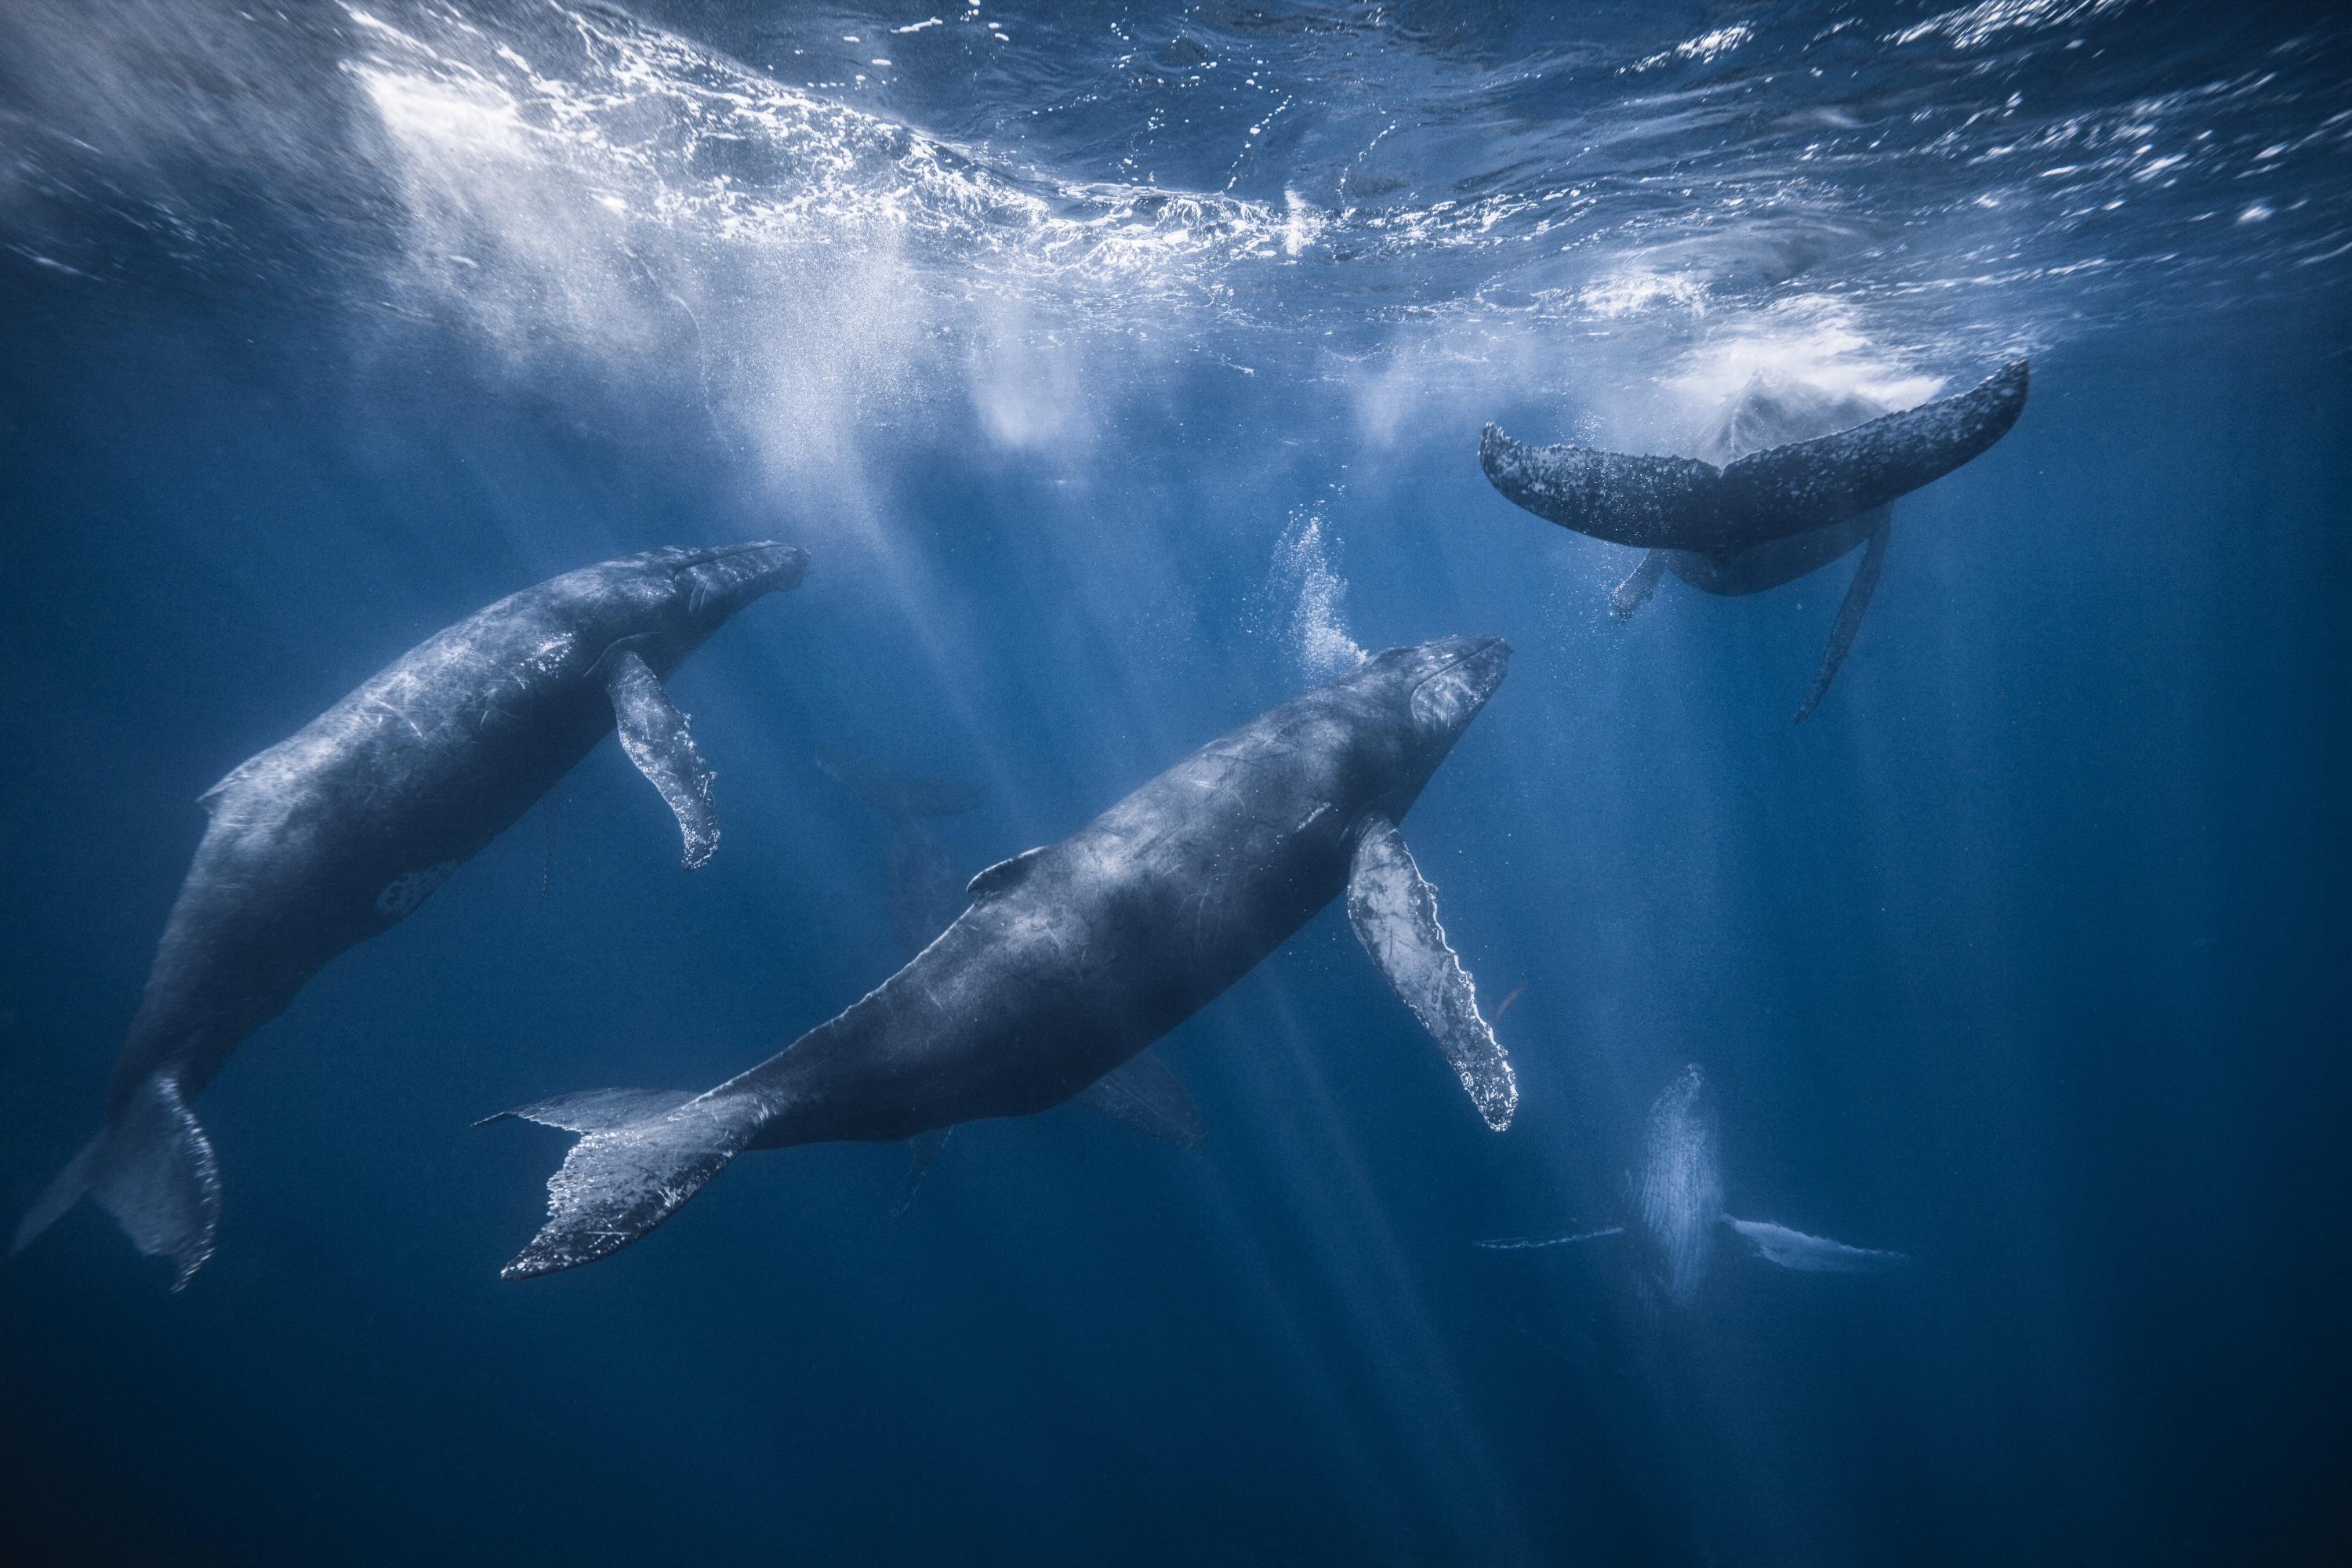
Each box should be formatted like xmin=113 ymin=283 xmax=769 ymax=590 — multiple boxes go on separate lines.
xmin=1317 ymin=634 xmax=1510 ymax=813
xmin=660 ymin=540 xmax=810 ymax=631
xmin=1397 ymin=633 xmax=1512 ymax=743
xmin=578 ymin=541 xmax=809 ymax=670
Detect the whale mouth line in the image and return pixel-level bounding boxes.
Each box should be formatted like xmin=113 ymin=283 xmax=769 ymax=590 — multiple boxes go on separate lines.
xmin=670 ymin=540 xmax=810 ymax=612
xmin=1407 ymin=634 xmax=1511 ymax=734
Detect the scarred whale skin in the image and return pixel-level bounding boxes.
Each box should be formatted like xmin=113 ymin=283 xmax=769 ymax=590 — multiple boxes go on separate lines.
xmin=492 ymin=636 xmax=1515 ymax=1279
xmin=13 ymin=542 xmax=807 ymax=1287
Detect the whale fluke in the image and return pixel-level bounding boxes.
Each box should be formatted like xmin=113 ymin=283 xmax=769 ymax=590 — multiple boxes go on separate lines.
xmin=1793 ymin=515 xmax=1891 ymax=724
xmin=1725 ymin=1216 xmax=1910 ymax=1272
xmin=13 ymin=1076 xmax=220 ymax=1290
xmin=492 ymin=1088 xmax=758 ymax=1279
xmin=1479 ymin=361 xmax=2030 ymax=554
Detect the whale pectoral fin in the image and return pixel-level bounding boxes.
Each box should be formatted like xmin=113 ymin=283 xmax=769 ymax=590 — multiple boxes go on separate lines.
xmin=605 ymin=651 xmax=720 ymax=869
xmin=1610 ymin=551 xmax=1669 ymax=620
xmin=1474 ymin=1225 xmax=1626 ymax=1251
xmin=895 ymin=1127 xmax=953 ymax=1216
xmin=1346 ymin=818 xmax=1517 ymax=1131
xmin=1793 ymin=517 xmax=1889 ymax=724
xmin=1724 ymin=1216 xmax=1910 ymax=1272
xmin=1075 ymin=1051 xmax=1204 ymax=1148
xmin=967 ymin=846 xmax=1046 ymax=900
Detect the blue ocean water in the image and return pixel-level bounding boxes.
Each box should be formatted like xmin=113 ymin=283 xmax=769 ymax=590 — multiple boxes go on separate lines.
xmin=3 ymin=2 xmax=2348 ymax=1562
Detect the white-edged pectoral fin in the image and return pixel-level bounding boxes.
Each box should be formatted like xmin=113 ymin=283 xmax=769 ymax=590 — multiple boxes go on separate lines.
xmin=1724 ymin=1216 xmax=1909 ymax=1272
xmin=1076 ymin=1051 xmax=1203 ymax=1148
xmin=605 ymin=650 xmax=720 ymax=869
xmin=1346 ymin=817 xmax=1517 ymax=1130
xmin=1611 ymin=551 xmax=1668 ymax=620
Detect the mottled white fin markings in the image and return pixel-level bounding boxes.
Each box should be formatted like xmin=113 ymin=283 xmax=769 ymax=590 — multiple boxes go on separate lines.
xmin=605 ymin=650 xmax=720 ymax=869
xmin=1345 ymin=816 xmax=1516 ymax=1130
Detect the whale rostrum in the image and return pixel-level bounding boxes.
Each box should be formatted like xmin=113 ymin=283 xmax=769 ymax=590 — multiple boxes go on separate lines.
xmin=490 ymin=637 xmax=1517 ymax=1279
xmin=12 ymin=543 xmax=808 ymax=1288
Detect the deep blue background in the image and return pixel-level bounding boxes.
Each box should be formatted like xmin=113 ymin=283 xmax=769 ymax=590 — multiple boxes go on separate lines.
xmin=4 ymin=222 xmax=2350 ymax=1563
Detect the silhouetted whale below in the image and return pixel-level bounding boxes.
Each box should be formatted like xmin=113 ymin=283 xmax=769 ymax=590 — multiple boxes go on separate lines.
xmin=1478 ymin=1064 xmax=1907 ymax=1308
xmin=12 ymin=543 xmax=808 ymax=1288
xmin=489 ymin=637 xmax=1519 ymax=1278
xmin=1479 ymin=360 xmax=2030 ymax=720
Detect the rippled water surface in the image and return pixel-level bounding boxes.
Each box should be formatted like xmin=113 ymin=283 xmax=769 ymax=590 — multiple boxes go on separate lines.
xmin=4 ymin=3 xmax=2348 ymax=1563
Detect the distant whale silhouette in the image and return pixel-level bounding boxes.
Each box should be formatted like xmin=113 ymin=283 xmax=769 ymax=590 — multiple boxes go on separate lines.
xmin=816 ymin=750 xmax=1201 ymax=1212
xmin=488 ymin=637 xmax=1518 ymax=1278
xmin=1479 ymin=361 xmax=2029 ymax=720
xmin=12 ymin=543 xmax=808 ymax=1288
xmin=1479 ymin=1064 xmax=1907 ymax=1307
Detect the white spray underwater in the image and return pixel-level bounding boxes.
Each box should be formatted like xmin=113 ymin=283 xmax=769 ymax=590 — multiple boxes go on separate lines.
xmin=1268 ymin=509 xmax=1367 ymax=681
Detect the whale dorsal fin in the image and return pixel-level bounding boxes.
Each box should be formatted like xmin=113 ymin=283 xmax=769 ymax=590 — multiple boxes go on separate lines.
xmin=1345 ymin=816 xmax=1517 ymax=1131
xmin=967 ymin=846 xmax=1046 ymax=900
xmin=604 ymin=650 xmax=720 ymax=869
xmin=1791 ymin=515 xmax=1890 ymax=724
xmin=1075 ymin=1050 xmax=1204 ymax=1148
xmin=1723 ymin=1216 xmax=1910 ymax=1272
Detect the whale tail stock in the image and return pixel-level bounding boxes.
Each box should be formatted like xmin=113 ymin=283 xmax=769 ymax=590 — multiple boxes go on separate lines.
xmin=480 ymin=1087 xmax=762 ymax=1280
xmin=11 ymin=1074 xmax=222 ymax=1290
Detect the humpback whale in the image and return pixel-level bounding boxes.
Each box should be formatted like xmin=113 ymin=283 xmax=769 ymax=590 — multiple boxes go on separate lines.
xmin=1479 ymin=361 xmax=2029 ymax=720
xmin=489 ymin=636 xmax=1517 ymax=1278
xmin=12 ymin=543 xmax=808 ymax=1287
xmin=815 ymin=750 xmax=987 ymax=960
xmin=1478 ymin=1065 xmax=1905 ymax=1307
xmin=816 ymin=751 xmax=1202 ymax=1211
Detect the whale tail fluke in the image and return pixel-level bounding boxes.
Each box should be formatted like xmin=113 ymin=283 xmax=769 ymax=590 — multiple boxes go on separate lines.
xmin=12 ymin=1076 xmax=221 ymax=1290
xmin=1479 ymin=360 xmax=2029 ymax=554
xmin=481 ymin=1087 xmax=756 ymax=1280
